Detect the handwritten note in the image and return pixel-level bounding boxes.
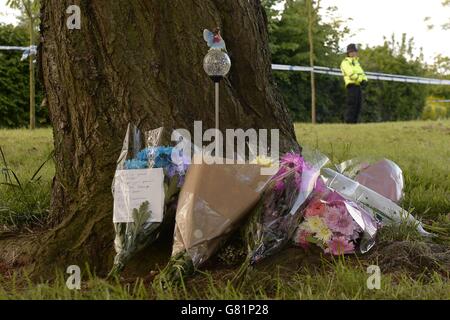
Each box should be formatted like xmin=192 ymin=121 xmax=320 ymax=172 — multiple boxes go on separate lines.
xmin=113 ymin=168 xmax=165 ymax=223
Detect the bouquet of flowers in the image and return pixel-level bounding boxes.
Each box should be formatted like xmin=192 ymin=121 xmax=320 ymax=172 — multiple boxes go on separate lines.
xmin=109 ymin=124 xmax=190 ymax=278
xmin=156 ymin=155 xmax=272 ymax=285
xmin=321 ymin=168 xmax=431 ymax=237
xmin=234 ymin=151 xmax=328 ymax=283
xmin=306 ymin=160 xmax=443 ymax=245
xmin=294 ymin=186 xmax=378 ymax=255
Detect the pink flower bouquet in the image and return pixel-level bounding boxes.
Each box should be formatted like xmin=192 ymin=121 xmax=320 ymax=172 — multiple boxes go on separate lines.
xmin=294 ymin=186 xmax=378 ymax=256
xmin=241 ymin=152 xmax=328 ymax=266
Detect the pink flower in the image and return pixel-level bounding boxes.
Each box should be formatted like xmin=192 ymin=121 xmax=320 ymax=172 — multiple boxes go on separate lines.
xmin=324 ymin=204 xmax=356 ymax=236
xmin=305 ymin=199 xmax=326 ymax=217
xmin=282 ymin=154 xmax=303 ymax=188
xmin=325 ymin=236 xmax=355 ymax=255
xmin=280 ymin=153 xmax=304 ymax=172
xmin=314 ymin=177 xmax=327 ymax=194
xmin=294 ymin=228 xmax=311 ymax=249
xmin=273 ymin=153 xmax=305 ymax=191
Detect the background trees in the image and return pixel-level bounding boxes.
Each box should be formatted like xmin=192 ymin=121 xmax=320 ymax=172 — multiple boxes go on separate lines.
xmin=6 ymin=0 xmax=40 ymax=129
xmin=267 ymin=0 xmax=349 ymax=122
xmin=358 ymin=35 xmax=428 ymax=122
xmin=263 ymin=0 xmax=449 ymax=123
xmin=0 ymin=23 xmax=46 ymax=127
xmin=0 ymin=0 xmax=449 ymax=128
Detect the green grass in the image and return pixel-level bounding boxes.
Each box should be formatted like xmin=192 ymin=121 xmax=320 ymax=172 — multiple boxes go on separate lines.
xmin=0 ymin=121 xmax=449 ymax=299
xmin=0 ymin=129 xmax=54 ymax=229
xmin=0 ymin=128 xmax=54 ymax=181
xmin=1 ymin=259 xmax=449 ymax=300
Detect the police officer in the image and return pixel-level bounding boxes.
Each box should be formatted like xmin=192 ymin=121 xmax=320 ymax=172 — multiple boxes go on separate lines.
xmin=340 ymin=44 xmax=368 ymax=123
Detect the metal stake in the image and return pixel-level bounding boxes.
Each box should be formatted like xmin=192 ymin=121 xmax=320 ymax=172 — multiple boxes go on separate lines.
xmin=215 ymin=82 xmax=220 ymax=131
xmin=215 ymin=81 xmax=220 ymax=157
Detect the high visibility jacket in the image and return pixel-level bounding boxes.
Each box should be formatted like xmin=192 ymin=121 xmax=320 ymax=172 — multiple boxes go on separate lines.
xmin=340 ymin=57 xmax=368 ymax=87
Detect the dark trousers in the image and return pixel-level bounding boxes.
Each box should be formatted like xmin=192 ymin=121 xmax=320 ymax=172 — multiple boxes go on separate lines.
xmin=345 ymin=84 xmax=362 ymax=124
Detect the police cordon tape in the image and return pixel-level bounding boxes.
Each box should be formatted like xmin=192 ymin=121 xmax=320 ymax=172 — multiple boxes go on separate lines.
xmin=1 ymin=46 xmax=449 ymax=86
xmin=0 ymin=45 xmax=32 ymax=51
xmin=272 ymin=64 xmax=450 ymax=86
xmin=0 ymin=45 xmax=37 ymax=61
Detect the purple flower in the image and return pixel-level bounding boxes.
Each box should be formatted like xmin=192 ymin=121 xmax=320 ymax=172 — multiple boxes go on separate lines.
xmin=166 ymin=164 xmax=178 ymax=178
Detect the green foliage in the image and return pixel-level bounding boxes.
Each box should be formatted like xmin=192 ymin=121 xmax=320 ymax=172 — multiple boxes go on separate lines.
xmin=0 ymin=23 xmax=47 ymax=128
xmin=109 ymin=201 xmax=160 ymax=278
xmin=267 ymin=0 xmax=348 ymax=122
xmin=427 ymin=55 xmax=450 ymax=100
xmin=6 ymin=0 xmax=40 ymax=13
xmin=422 ymin=97 xmax=449 ymax=120
xmin=358 ymin=35 xmax=428 ymax=122
xmin=6 ymin=0 xmax=40 ymax=29
xmin=263 ymin=1 xmax=442 ymax=123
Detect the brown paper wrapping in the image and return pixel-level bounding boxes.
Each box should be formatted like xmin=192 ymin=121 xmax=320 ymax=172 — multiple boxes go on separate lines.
xmin=172 ymin=157 xmax=271 ymax=266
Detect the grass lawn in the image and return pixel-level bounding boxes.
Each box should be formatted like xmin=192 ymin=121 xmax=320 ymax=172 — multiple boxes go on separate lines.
xmin=0 ymin=129 xmax=54 ymax=228
xmin=0 ymin=120 xmax=449 ymax=299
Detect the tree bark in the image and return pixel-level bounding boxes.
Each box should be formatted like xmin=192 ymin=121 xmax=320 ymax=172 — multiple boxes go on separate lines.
xmin=30 ymin=0 xmax=299 ymax=276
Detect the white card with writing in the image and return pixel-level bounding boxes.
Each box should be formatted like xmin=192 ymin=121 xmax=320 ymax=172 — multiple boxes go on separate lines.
xmin=113 ymin=168 xmax=165 ymax=223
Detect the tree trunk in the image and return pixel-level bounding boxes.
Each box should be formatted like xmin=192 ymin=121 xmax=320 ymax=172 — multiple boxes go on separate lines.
xmin=31 ymin=0 xmax=299 ymax=277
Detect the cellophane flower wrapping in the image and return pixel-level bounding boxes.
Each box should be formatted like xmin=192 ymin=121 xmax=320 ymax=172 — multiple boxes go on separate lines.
xmin=320 ymin=168 xmax=431 ymax=237
xmin=109 ymin=124 xmax=190 ymax=277
xmin=335 ymin=158 xmax=405 ymax=204
xmin=240 ymin=151 xmax=329 ymax=270
xmin=157 ymin=155 xmax=272 ymax=284
xmin=294 ymin=182 xmax=378 ymax=255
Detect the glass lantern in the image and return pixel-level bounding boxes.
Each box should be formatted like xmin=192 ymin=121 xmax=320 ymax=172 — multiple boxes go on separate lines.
xmin=203 ymin=49 xmax=231 ymax=82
